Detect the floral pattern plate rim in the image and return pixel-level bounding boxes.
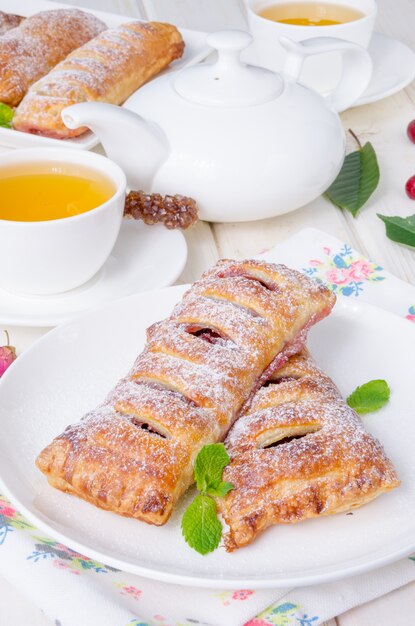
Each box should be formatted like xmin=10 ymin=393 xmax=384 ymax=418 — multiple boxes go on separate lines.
xmin=0 ymin=286 xmax=414 ymax=589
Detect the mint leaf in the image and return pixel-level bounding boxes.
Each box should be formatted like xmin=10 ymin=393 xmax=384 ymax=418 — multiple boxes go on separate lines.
xmin=347 ymin=379 xmax=390 ymax=414
xmin=207 ymin=481 xmax=234 ymax=498
xmin=182 ymin=443 xmax=233 ymax=554
xmin=325 ymin=141 xmax=380 ymax=217
xmin=181 ymin=494 xmax=222 ymax=555
xmin=378 ymin=214 xmax=415 ymax=248
xmin=194 ymin=443 xmax=231 ymax=495
xmin=0 ymin=103 xmax=14 ymax=128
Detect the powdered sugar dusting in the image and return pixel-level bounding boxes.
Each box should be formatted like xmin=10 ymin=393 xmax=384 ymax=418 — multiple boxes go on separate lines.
xmin=220 ymin=350 xmax=400 ymax=550
xmin=13 ymin=20 xmax=184 ymax=137
xmin=0 ymin=11 xmax=24 ymax=36
xmin=37 ymin=260 xmax=335 ymax=523
xmin=0 ymin=9 xmax=106 ymax=106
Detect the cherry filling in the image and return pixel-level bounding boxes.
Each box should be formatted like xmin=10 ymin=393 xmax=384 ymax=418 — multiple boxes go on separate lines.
xmin=186 ymin=325 xmax=231 ymax=346
xmin=263 ymin=376 xmax=298 ymax=387
xmin=254 ymin=305 xmax=332 ymax=396
xmin=130 ymin=417 xmax=167 ymax=439
xmin=239 ymin=331 xmax=308 ymax=415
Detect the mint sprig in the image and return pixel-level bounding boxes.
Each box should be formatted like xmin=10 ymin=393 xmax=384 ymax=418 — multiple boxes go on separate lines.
xmin=378 ymin=214 xmax=415 ymax=248
xmin=0 ymin=103 xmax=14 ymax=129
xmin=181 ymin=494 xmax=222 ymax=555
xmin=347 ymin=379 xmax=390 ymax=414
xmin=325 ymin=130 xmax=380 ymax=217
xmin=181 ymin=443 xmax=233 ymax=555
xmin=194 ymin=443 xmax=233 ymax=497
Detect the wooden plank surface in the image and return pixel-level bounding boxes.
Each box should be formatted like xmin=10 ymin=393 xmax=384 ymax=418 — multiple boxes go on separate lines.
xmin=1 ymin=0 xmax=414 ymax=624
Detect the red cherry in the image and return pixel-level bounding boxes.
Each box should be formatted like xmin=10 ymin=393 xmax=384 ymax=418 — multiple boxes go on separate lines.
xmin=405 ymin=175 xmax=415 ymax=199
xmin=407 ymin=120 xmax=415 ymax=143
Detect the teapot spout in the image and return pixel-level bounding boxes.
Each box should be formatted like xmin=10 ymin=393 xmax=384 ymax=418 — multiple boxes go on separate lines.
xmin=62 ymin=102 xmax=169 ymax=189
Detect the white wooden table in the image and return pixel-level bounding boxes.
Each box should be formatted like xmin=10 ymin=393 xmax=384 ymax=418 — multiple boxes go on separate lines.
xmin=1 ymin=0 xmax=415 ymax=624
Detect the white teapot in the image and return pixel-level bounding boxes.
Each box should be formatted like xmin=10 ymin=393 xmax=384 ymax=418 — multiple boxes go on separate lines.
xmin=62 ymin=31 xmax=372 ymax=223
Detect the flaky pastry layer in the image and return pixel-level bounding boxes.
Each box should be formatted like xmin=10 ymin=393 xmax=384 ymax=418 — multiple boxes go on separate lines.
xmin=13 ymin=21 xmax=184 ymax=138
xmin=0 ymin=9 xmax=106 ymax=106
xmin=218 ymin=350 xmax=400 ymax=551
xmin=36 ymin=260 xmax=335 ymax=525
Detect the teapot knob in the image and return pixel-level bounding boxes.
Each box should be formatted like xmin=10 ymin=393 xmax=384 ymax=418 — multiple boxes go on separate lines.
xmin=207 ymin=30 xmax=252 ymax=53
xmin=206 ymin=30 xmax=252 ymax=71
xmin=174 ymin=29 xmax=283 ymax=106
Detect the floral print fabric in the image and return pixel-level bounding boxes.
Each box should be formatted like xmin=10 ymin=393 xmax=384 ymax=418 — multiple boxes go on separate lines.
xmin=2 ymin=230 xmax=415 ymax=626
xmin=303 ymin=244 xmax=385 ymax=297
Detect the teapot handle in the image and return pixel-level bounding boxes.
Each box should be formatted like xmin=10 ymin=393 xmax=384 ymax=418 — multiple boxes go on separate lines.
xmin=280 ymin=36 xmax=372 ymax=112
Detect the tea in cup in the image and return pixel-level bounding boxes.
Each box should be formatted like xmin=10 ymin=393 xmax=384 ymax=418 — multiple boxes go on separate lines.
xmin=0 ymin=148 xmax=126 ymax=295
xmin=246 ymin=0 xmax=377 ymax=93
xmin=258 ymin=2 xmax=365 ymax=26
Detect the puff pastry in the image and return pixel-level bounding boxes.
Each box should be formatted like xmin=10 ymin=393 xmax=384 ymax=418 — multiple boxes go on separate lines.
xmin=13 ymin=21 xmax=184 ymax=139
xmin=36 ymin=260 xmax=335 ymax=525
xmin=0 ymin=12 xmax=24 ymax=36
xmin=218 ymin=349 xmax=400 ymax=551
xmin=0 ymin=9 xmax=106 ymax=106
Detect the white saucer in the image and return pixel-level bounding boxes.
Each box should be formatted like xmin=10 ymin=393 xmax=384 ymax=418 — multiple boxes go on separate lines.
xmin=355 ymin=32 xmax=415 ymax=107
xmin=0 ymin=220 xmax=187 ymax=327
xmin=244 ymin=31 xmax=415 ymax=108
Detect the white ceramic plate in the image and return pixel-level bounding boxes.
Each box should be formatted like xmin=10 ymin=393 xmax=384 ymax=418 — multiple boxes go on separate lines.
xmin=0 ymin=289 xmax=414 ymax=589
xmin=0 ymin=0 xmax=207 ymax=150
xmin=0 ymin=220 xmax=187 ymax=327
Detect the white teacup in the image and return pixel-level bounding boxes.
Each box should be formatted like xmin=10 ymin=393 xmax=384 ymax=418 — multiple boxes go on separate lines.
xmin=246 ymin=0 xmax=377 ymax=93
xmin=0 ymin=148 xmax=126 ymax=296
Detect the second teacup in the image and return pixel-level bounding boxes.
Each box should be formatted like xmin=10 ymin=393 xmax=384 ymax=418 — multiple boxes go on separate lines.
xmin=246 ymin=0 xmax=377 ymax=93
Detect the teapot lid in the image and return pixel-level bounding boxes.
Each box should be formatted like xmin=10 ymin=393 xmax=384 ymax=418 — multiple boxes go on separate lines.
xmin=173 ymin=30 xmax=284 ymax=107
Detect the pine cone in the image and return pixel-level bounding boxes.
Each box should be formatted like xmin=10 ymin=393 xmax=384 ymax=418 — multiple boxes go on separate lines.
xmin=124 ymin=190 xmax=198 ymax=230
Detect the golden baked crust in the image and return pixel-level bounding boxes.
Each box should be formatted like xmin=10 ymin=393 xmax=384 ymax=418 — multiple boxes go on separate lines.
xmin=36 ymin=260 xmax=335 ymax=525
xmin=0 ymin=9 xmax=106 ymax=106
xmin=13 ymin=21 xmax=185 ymax=138
xmin=218 ymin=349 xmax=400 ymax=551
xmin=0 ymin=11 xmax=24 ymax=36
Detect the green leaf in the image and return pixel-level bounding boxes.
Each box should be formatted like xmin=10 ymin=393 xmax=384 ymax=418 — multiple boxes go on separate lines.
xmin=347 ymin=379 xmax=390 ymax=414
xmin=181 ymin=494 xmax=222 ymax=555
xmin=182 ymin=443 xmax=233 ymax=555
xmin=0 ymin=103 xmax=14 ymax=128
xmin=194 ymin=443 xmax=231 ymax=495
xmin=377 ymin=214 xmax=415 ymax=248
xmin=207 ymin=481 xmax=234 ymax=498
xmin=325 ymin=141 xmax=380 ymax=217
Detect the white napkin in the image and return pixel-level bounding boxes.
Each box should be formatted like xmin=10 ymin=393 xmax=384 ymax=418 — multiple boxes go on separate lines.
xmin=1 ymin=227 xmax=414 ymax=626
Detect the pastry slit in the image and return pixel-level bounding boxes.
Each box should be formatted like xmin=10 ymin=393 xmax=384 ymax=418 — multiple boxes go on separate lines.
xmin=36 ymin=260 xmax=336 ymax=525
xmin=218 ymin=349 xmax=400 ymax=551
xmin=263 ymin=376 xmax=299 ymax=386
xmin=130 ymin=378 xmax=202 ymax=409
xmin=258 ymin=425 xmax=321 ymax=449
xmin=217 ymin=267 xmax=281 ymax=292
xmin=185 ymin=324 xmax=235 ymax=346
xmin=128 ymin=417 xmax=170 ymax=439
xmin=202 ymin=294 xmax=264 ymax=320
xmin=218 ymin=271 xmax=280 ymax=294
